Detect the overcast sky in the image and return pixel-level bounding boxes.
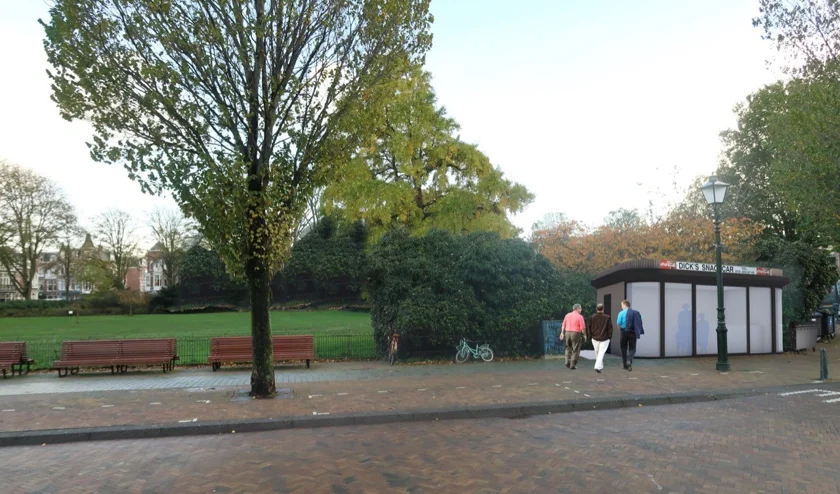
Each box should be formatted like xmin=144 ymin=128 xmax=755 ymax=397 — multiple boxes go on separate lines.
xmin=0 ymin=1 xmax=780 ymax=246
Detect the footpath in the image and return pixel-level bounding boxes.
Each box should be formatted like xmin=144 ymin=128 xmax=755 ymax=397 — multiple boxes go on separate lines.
xmin=0 ymin=344 xmax=837 ymax=447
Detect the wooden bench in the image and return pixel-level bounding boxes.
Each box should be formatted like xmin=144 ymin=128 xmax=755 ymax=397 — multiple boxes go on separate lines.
xmin=19 ymin=342 xmax=35 ymax=375
xmin=208 ymin=335 xmax=314 ymax=371
xmin=53 ymin=339 xmax=178 ymax=377
xmin=0 ymin=342 xmax=23 ymax=379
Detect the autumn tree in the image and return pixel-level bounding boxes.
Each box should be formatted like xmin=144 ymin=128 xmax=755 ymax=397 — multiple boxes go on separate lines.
xmin=532 ymin=207 xmax=761 ymax=275
xmin=0 ymin=160 xmax=76 ymax=299
xmin=323 ymin=68 xmax=533 ymax=240
xmin=42 ymin=0 xmax=433 ymax=397
xmin=92 ymin=210 xmax=139 ymax=289
xmin=148 ymin=207 xmax=196 ymax=288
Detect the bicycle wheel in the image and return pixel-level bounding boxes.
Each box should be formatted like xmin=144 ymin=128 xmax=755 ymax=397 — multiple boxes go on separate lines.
xmin=479 ymin=347 xmax=494 ymax=362
xmin=455 ymin=347 xmax=469 ymax=363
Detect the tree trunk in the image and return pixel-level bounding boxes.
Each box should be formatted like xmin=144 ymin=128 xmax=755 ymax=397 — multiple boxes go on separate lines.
xmin=249 ymin=271 xmax=275 ymax=397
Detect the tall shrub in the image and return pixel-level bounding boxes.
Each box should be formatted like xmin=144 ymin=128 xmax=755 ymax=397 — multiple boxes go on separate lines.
xmin=368 ymin=229 xmax=570 ymax=356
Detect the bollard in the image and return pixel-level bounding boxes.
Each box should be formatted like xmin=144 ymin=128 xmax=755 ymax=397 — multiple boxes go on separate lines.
xmin=820 ymin=348 xmax=829 ymax=381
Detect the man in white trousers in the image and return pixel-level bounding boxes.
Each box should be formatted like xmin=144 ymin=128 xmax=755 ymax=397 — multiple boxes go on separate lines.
xmin=587 ymin=303 xmax=613 ymax=373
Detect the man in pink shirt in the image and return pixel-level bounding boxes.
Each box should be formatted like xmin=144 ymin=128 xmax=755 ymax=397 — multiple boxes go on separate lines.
xmin=560 ymin=304 xmax=587 ymax=369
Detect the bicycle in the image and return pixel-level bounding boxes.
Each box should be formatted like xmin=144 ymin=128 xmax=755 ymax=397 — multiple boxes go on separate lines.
xmin=455 ymin=338 xmax=494 ymax=363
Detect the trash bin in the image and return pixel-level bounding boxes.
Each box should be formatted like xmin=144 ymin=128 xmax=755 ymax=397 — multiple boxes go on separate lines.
xmin=793 ymin=320 xmax=819 ymax=350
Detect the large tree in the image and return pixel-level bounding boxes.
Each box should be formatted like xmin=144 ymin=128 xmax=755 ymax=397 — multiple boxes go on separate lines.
xmin=754 ymin=0 xmax=840 ymax=77
xmin=42 ymin=0 xmax=433 ymax=396
xmin=92 ymin=209 xmax=139 ymax=289
xmin=0 ymin=160 xmax=76 ymax=300
xmin=323 ymin=68 xmax=533 ymax=240
xmin=53 ymin=225 xmax=85 ymax=300
xmin=148 ymin=207 xmax=196 ymax=287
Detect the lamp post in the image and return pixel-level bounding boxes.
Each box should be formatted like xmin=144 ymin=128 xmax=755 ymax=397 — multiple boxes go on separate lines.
xmin=701 ymin=176 xmax=730 ymax=372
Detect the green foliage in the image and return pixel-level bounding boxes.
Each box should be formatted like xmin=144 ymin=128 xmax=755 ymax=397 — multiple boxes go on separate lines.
xmin=367 ymin=229 xmax=569 ymax=356
xmin=179 ymin=246 xmax=247 ymax=305
xmin=324 ymin=68 xmax=533 ymax=241
xmin=42 ymin=0 xmax=434 ymax=280
xmin=756 ymin=237 xmax=839 ymax=326
xmin=277 ymin=216 xmax=368 ymax=300
xmin=148 ymin=286 xmax=179 ymax=312
xmin=0 ymin=300 xmax=69 ymax=310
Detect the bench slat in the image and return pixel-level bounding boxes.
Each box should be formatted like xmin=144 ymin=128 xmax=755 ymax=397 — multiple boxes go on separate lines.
xmin=208 ymin=335 xmax=314 ymax=368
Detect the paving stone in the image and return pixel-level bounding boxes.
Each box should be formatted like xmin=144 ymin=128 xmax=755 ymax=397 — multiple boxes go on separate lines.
xmin=2 ymin=394 xmax=839 ymax=493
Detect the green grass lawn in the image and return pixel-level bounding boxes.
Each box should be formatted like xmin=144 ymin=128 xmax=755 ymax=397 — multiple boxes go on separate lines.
xmin=0 ymin=311 xmax=376 ymax=368
xmin=0 ymin=310 xmax=372 ymax=341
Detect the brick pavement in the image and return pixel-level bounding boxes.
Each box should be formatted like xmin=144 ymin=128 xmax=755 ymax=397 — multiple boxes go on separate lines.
xmin=2 ymin=393 xmax=839 ymax=493
xmin=0 ymin=350 xmax=834 ymax=434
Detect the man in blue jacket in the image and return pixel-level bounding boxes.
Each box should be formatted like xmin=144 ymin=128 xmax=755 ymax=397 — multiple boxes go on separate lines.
xmin=617 ymin=300 xmax=644 ymax=371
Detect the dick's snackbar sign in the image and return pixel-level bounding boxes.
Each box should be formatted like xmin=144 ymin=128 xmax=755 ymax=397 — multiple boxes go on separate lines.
xmin=659 ymin=261 xmax=771 ymax=276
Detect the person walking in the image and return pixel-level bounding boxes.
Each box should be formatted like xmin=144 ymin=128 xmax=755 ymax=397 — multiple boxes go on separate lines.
xmin=588 ymin=303 xmax=613 ymax=373
xmin=560 ymin=304 xmax=586 ymax=369
xmin=617 ymin=300 xmax=645 ymax=371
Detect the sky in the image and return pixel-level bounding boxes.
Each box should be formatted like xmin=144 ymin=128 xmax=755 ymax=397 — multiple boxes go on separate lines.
xmin=0 ymin=0 xmax=780 ymax=246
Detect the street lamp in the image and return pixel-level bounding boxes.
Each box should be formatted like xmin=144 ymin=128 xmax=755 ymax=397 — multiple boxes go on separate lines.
xmin=701 ymin=176 xmax=730 ymax=372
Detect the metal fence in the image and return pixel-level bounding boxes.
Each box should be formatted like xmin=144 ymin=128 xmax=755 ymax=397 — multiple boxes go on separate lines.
xmin=19 ymin=333 xmax=377 ymax=371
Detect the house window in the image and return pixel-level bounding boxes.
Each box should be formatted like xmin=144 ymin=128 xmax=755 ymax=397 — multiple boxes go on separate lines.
xmin=145 ymin=274 xmax=151 ymax=288
xmin=154 ymin=274 xmax=161 ymax=287
xmin=0 ymin=275 xmax=10 ymax=287
xmin=47 ymin=280 xmax=58 ymax=292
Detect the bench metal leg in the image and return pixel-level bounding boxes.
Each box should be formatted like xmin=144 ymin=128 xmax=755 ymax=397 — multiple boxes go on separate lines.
xmin=2 ymin=369 xmax=6 ymax=379
xmin=57 ymin=368 xmax=67 ymax=378
xmin=306 ymin=359 xmax=310 ymax=369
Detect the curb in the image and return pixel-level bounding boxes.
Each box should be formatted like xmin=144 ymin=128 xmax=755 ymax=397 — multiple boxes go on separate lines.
xmin=0 ymin=387 xmax=772 ymax=448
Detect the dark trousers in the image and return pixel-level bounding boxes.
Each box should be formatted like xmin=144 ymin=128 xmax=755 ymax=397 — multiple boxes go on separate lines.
xmin=620 ymin=331 xmax=637 ymax=365
xmin=564 ymin=331 xmax=583 ymax=367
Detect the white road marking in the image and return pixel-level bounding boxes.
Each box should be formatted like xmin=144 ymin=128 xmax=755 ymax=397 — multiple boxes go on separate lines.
xmin=528 ymin=383 xmax=538 ymax=386
xmin=101 ymin=405 xmax=114 ymax=408
xmin=778 ymin=389 xmax=826 ymax=396
xmin=52 ymin=407 xmax=65 ymax=410
xmin=690 ymin=373 xmax=699 ymax=376
xmin=149 ymin=402 xmax=162 ymax=405
xmin=816 ymin=392 xmax=840 ymax=397
xmin=337 ymin=393 xmax=349 ymax=396
xmin=308 ymin=394 xmax=322 ymax=399
xmin=823 ymin=397 xmax=840 ymax=403
xmin=629 ymin=377 xmax=638 ymax=380
xmin=417 ymin=388 xmax=427 ymax=392
xmin=378 ymin=390 xmax=390 ymax=393
xmin=574 ymin=390 xmax=580 ymax=394
xmin=564 ymin=387 xmax=570 ymax=390
xmin=178 ymin=418 xmax=197 ymax=423
xmin=455 ymin=387 xmax=465 ymax=390
xmin=748 ymin=371 xmax=764 ymax=374
xmin=2 ymin=409 xmax=14 ymax=412
xmin=563 ymin=381 xmax=572 ymax=384
xmin=195 ymin=400 xmax=211 ymax=404
xmin=584 ymin=394 xmax=591 ymax=397
xmin=313 ymin=412 xmax=330 ymax=416
xmin=492 ymin=385 xmax=501 ymax=388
